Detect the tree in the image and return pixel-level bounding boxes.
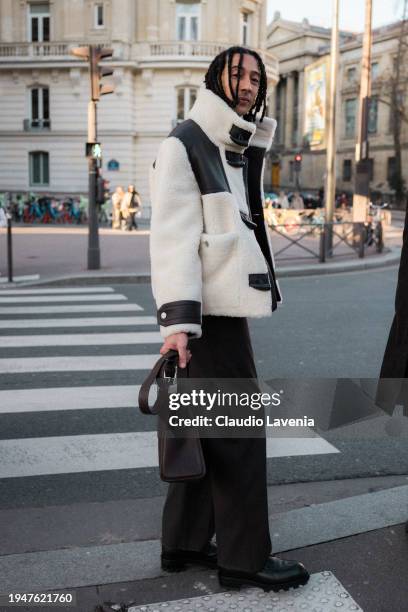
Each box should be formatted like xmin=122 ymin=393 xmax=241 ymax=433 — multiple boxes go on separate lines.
xmin=377 ymin=0 xmax=408 ymax=207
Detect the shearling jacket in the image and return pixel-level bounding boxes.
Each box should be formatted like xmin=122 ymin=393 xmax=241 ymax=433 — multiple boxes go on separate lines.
xmin=149 ymin=85 xmax=282 ymax=339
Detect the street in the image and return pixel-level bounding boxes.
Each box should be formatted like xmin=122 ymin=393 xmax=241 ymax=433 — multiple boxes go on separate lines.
xmin=0 ymin=270 xmax=407 ymax=611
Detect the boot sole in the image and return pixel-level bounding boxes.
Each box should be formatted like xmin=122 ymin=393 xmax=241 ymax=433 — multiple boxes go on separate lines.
xmin=161 ymin=557 xmax=218 ymax=573
xmin=218 ymin=573 xmax=309 ymax=592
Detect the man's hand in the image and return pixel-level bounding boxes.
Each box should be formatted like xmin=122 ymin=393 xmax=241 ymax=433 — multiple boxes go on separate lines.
xmin=160 ymin=332 xmax=192 ymax=368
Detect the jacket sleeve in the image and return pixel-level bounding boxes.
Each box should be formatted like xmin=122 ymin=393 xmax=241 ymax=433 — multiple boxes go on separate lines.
xmin=149 ymin=136 xmax=203 ymax=339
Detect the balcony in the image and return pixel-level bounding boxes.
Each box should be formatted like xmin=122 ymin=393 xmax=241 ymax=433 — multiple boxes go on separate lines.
xmin=0 ymin=42 xmax=70 ymax=60
xmin=132 ymin=41 xmax=279 ymax=84
xmin=0 ymin=40 xmax=279 ymax=84
xmin=23 ymin=118 xmax=51 ymax=131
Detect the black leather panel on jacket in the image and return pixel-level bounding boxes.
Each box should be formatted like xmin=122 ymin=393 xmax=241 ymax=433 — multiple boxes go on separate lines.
xmin=229 ymin=124 xmax=253 ymax=147
xmin=157 ymin=300 xmax=201 ymax=327
xmin=244 ymin=144 xmax=282 ymax=310
xmin=240 ymin=210 xmax=257 ymax=230
xmin=225 ymin=150 xmax=246 ymax=167
xmin=248 ymin=273 xmax=271 ymax=291
xmin=169 ymin=119 xmax=231 ymax=195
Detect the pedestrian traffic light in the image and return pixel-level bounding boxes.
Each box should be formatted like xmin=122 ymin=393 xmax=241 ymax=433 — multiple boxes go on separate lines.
xmin=90 ymin=46 xmax=114 ymax=101
xmin=294 ymin=153 xmax=302 ymax=172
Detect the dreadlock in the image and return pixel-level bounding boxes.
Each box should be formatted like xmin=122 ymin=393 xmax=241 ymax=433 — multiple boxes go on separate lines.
xmin=204 ymin=45 xmax=268 ymax=122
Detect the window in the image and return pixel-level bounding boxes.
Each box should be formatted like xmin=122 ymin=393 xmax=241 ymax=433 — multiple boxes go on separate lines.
xmin=275 ymin=80 xmax=284 ymax=144
xmin=29 ymin=3 xmax=50 ymax=42
xmin=289 ymin=160 xmax=294 ymax=183
xmin=368 ymin=95 xmax=378 ymax=134
xmin=368 ymin=158 xmax=374 ymax=182
xmin=176 ymin=2 xmax=200 ymax=41
xmin=95 ymin=3 xmax=104 ymax=28
xmin=29 ymin=152 xmax=49 ymax=186
xmin=30 ymin=87 xmax=50 ymax=128
xmin=346 ymin=66 xmax=356 ymax=83
xmin=345 ymin=98 xmax=357 ymax=138
xmin=387 ymin=157 xmax=397 ymax=184
xmin=343 ymin=159 xmax=352 ymax=182
xmin=241 ymin=12 xmax=251 ymax=46
xmin=371 ymin=61 xmax=379 ymax=80
xmin=176 ymin=87 xmax=197 ymax=122
xmin=389 ymin=91 xmax=403 ymax=133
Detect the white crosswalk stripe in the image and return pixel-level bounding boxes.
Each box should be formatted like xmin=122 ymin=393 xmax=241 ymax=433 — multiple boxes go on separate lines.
xmin=0 ymin=316 xmax=156 ymax=329
xmin=0 ymin=294 xmax=127 ymax=303
xmin=1 ymin=331 xmax=162 ymax=347
xmin=0 ymin=287 xmax=115 ymax=295
xmin=0 ymin=354 xmax=158 ymax=373
xmin=0 ymin=304 xmax=140 ymax=314
xmin=0 ymin=385 xmax=141 ymax=413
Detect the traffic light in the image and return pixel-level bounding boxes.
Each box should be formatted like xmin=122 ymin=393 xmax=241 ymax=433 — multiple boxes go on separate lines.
xmin=90 ymin=46 xmax=114 ymax=101
xmin=70 ymin=45 xmax=114 ymax=101
xmin=294 ymin=153 xmax=302 ymax=172
xmin=96 ymin=172 xmax=105 ymax=205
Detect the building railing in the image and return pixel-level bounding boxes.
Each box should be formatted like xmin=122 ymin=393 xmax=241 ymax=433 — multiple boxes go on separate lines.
xmin=0 ymin=40 xmax=279 ymax=82
xmin=0 ymin=42 xmax=70 ymax=58
xmin=23 ymin=118 xmax=51 ymax=131
xmin=133 ymin=40 xmax=227 ymax=60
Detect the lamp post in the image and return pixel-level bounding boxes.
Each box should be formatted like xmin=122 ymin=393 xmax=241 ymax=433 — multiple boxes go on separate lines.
xmin=324 ymin=0 xmax=340 ymax=256
xmin=352 ymin=0 xmax=373 ymax=224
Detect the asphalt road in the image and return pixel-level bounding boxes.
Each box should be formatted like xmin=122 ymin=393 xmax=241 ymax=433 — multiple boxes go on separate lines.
xmin=0 ymin=271 xmax=407 ymax=612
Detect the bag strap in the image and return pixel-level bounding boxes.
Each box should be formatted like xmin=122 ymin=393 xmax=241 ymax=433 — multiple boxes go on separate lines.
xmin=139 ymin=349 xmax=188 ymax=415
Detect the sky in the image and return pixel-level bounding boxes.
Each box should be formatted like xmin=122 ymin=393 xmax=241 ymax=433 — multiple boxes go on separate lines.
xmin=267 ymin=0 xmax=405 ymax=32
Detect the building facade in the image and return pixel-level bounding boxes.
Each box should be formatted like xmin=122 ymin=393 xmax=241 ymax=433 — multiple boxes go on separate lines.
xmin=0 ymin=0 xmax=279 ymax=205
xmin=266 ymin=12 xmax=407 ymax=200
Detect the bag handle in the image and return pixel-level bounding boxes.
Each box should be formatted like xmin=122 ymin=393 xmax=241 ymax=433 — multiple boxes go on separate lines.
xmin=139 ymin=349 xmax=189 ymax=415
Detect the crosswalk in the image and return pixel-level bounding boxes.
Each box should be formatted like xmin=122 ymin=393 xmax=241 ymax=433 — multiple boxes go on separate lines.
xmin=1 ymin=285 xmax=365 ymax=611
xmin=0 ymin=285 xmax=339 ymax=482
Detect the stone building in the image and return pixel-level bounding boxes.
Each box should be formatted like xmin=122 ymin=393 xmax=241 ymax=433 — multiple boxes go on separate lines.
xmin=266 ymin=12 xmax=407 ymax=200
xmin=0 ymin=0 xmax=278 ymax=205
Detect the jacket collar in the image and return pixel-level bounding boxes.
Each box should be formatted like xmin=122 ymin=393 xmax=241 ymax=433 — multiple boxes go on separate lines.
xmin=187 ymin=85 xmax=257 ymax=153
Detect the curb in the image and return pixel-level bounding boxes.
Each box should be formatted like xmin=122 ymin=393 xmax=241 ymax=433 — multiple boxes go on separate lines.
xmin=0 ymin=248 xmax=402 ymax=289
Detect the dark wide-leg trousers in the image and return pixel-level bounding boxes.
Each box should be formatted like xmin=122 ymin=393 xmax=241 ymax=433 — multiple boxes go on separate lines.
xmin=161 ymin=315 xmax=272 ymax=573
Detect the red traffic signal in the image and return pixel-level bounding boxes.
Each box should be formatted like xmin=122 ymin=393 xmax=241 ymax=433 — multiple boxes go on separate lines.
xmin=294 ymin=154 xmax=302 ymax=162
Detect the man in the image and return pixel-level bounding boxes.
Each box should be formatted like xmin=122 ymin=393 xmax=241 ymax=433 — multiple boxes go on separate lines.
xmin=149 ymin=46 xmax=309 ymax=592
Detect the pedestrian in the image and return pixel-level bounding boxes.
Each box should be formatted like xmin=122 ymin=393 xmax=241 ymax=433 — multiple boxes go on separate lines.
xmin=111 ymin=186 xmax=124 ymax=230
xmin=123 ymin=184 xmax=142 ymax=231
xmin=149 ymin=45 xmax=309 ymax=592
xmin=291 ymin=191 xmax=304 ymax=210
xmin=278 ymin=190 xmax=289 ymax=209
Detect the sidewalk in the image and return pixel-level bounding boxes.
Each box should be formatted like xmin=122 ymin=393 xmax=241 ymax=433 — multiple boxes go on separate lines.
xmin=1 ymin=477 xmax=407 ymax=611
xmin=0 ymin=222 xmax=403 ymax=287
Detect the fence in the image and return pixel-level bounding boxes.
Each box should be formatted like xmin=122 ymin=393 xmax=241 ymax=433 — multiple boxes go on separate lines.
xmin=270 ymin=221 xmax=383 ymax=263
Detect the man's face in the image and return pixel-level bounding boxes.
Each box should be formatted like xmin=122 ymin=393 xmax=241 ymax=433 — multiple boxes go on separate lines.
xmin=221 ymin=52 xmax=260 ymax=116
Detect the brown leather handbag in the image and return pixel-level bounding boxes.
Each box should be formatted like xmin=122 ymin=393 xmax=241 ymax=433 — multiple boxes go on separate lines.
xmin=138 ymin=349 xmax=206 ymax=482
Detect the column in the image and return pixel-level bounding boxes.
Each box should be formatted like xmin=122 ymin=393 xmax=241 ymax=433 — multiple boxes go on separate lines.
xmin=297 ymin=69 xmax=305 ymax=147
xmin=146 ymin=0 xmax=159 ymax=41
xmin=284 ymin=73 xmax=295 ymax=150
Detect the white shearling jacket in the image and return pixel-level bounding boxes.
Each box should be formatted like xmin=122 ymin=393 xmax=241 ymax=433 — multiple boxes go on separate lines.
xmin=149 ymin=85 xmax=282 ymax=339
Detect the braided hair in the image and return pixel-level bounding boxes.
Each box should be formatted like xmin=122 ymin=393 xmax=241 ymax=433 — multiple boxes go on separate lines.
xmin=204 ymin=46 xmax=268 ymax=122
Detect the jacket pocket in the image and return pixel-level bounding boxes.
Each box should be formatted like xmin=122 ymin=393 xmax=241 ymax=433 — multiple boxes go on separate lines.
xmin=199 ymin=232 xmax=239 ymax=280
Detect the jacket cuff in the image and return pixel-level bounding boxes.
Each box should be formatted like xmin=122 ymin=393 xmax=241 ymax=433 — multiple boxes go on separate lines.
xmin=160 ymin=322 xmax=202 ymax=340
xmin=251 ymin=117 xmax=277 ymax=152
xmin=157 ymin=300 xmax=202 ymax=339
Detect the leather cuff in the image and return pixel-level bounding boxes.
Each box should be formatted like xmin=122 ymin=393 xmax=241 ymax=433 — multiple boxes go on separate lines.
xmin=157 ymin=300 xmax=201 ymax=327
